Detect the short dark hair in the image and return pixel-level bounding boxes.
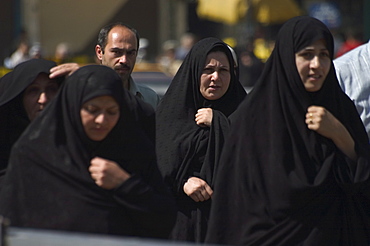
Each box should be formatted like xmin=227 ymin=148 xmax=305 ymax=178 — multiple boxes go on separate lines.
xmin=97 ymin=22 xmax=140 ymax=53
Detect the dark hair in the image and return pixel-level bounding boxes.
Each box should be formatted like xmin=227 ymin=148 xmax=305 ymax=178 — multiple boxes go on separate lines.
xmin=97 ymin=22 xmax=140 ymax=53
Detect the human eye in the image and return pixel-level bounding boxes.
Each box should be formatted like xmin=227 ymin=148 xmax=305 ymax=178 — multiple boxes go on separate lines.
xmin=203 ymin=67 xmax=214 ymax=74
xmin=127 ymin=50 xmax=137 ymax=56
xmin=83 ymin=105 xmax=98 ymax=114
xmin=46 ymin=84 xmax=59 ymax=94
xmin=107 ymin=107 xmax=119 ymax=115
xmin=111 ymin=49 xmax=122 ymax=57
xmin=320 ymin=51 xmax=330 ymax=58
xmin=107 ymin=110 xmax=119 ymax=116
xmin=25 ymin=86 xmax=40 ymax=96
xmin=300 ymin=52 xmax=313 ymax=59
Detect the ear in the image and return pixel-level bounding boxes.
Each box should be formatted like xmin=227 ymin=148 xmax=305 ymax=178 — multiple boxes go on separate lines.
xmin=95 ymin=45 xmax=103 ymax=62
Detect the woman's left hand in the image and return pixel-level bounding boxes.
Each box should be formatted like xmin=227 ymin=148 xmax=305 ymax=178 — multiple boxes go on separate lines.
xmin=306 ymin=105 xmax=357 ymax=161
xmin=183 ymin=177 xmax=213 ymax=202
xmin=195 ymin=108 xmax=213 ymax=127
xmin=305 ymin=106 xmax=339 ymax=139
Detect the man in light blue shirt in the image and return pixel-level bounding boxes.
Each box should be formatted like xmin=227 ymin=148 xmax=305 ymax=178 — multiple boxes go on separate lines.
xmin=334 ymin=40 xmax=370 ymax=139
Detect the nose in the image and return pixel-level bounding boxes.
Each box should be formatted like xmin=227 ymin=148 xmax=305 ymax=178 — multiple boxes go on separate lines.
xmin=38 ymin=92 xmax=47 ymax=104
xmin=310 ymin=56 xmax=320 ymax=69
xmin=211 ymin=71 xmax=219 ymax=81
xmin=95 ymin=113 xmax=106 ymax=125
xmin=119 ymin=54 xmax=127 ymax=64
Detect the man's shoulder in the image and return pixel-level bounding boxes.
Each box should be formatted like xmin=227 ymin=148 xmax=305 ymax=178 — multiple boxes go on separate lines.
xmin=130 ymin=78 xmax=160 ymax=108
xmin=334 ymin=41 xmax=370 ymax=67
xmin=134 ymin=82 xmax=157 ymax=95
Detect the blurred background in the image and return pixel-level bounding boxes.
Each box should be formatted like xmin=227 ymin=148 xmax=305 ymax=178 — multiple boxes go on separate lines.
xmin=0 ymin=0 xmax=368 ymax=87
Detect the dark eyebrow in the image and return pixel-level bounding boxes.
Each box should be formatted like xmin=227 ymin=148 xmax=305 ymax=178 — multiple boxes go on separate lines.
xmin=110 ymin=47 xmax=137 ymax=52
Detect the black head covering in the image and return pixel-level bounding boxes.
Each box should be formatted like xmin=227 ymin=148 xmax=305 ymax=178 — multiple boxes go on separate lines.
xmin=206 ymin=16 xmax=370 ymax=245
xmin=0 ymin=59 xmax=62 ymax=171
xmin=0 ymin=65 xmax=176 ymax=238
xmin=156 ymin=37 xmax=246 ymax=242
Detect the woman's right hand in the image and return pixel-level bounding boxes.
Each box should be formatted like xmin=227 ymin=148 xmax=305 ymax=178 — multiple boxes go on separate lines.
xmin=183 ymin=177 xmax=213 ymax=202
xmin=89 ymin=156 xmax=131 ymax=190
xmin=195 ymin=108 xmax=213 ymax=127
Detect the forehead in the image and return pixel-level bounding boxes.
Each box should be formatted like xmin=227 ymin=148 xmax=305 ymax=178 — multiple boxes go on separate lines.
xmin=298 ymin=39 xmax=328 ymax=51
xmin=30 ymin=73 xmax=58 ymax=86
xmin=106 ymin=26 xmax=137 ymax=49
xmin=205 ymin=51 xmax=229 ymax=66
xmin=84 ymin=95 xmax=118 ymax=106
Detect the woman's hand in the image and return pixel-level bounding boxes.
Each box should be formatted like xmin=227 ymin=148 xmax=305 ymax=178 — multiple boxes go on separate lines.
xmin=306 ymin=106 xmax=339 ymax=139
xmin=89 ymin=157 xmax=131 ymax=189
xmin=306 ymin=105 xmax=357 ymax=161
xmin=195 ymin=108 xmax=213 ymax=127
xmin=183 ymin=177 xmax=213 ymax=202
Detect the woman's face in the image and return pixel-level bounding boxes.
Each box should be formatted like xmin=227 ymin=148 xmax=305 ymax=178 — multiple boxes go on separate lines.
xmin=295 ymin=39 xmax=331 ymax=92
xmin=80 ymin=96 xmax=120 ymax=141
xmin=23 ymin=73 xmax=59 ymax=121
xmin=200 ymin=51 xmax=231 ymax=100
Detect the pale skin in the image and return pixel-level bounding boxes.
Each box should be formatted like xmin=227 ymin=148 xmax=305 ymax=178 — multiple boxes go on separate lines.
xmin=296 ymin=39 xmax=357 ymax=161
xmin=184 ymin=51 xmax=231 ymax=201
xmin=89 ymin=157 xmax=131 ymax=190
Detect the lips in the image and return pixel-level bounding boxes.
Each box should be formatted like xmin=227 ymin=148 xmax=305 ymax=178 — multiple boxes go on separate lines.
xmin=308 ymin=74 xmax=322 ymax=81
xmin=209 ymin=85 xmax=220 ymax=90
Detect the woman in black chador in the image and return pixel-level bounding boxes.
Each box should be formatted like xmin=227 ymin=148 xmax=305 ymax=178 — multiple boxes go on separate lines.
xmin=205 ymin=16 xmax=370 ymax=245
xmin=0 ymin=59 xmax=63 ymax=177
xmin=156 ymin=37 xmax=246 ymax=242
xmin=0 ymin=65 xmax=176 ymax=238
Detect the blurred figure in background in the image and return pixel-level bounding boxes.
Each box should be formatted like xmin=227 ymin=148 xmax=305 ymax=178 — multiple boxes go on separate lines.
xmin=237 ymin=42 xmax=264 ymax=88
xmin=4 ymin=37 xmax=30 ymax=69
xmin=335 ymin=30 xmax=363 ymax=58
xmin=53 ymin=42 xmax=71 ymax=65
xmin=157 ymin=39 xmax=182 ymax=76
xmin=175 ymin=32 xmax=197 ymax=61
xmin=29 ymin=42 xmax=43 ymax=59
xmin=136 ymin=38 xmax=149 ymax=63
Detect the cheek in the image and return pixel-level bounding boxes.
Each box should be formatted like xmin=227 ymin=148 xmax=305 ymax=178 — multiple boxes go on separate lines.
xmin=200 ymin=75 xmax=209 ymax=89
xmin=323 ymin=61 xmax=331 ymax=76
xmin=23 ymin=94 xmax=37 ymax=108
xmin=222 ymin=74 xmax=231 ymax=86
xmin=111 ymin=115 xmax=120 ymax=127
xmin=46 ymin=91 xmax=58 ymax=101
xmin=80 ymin=112 xmax=93 ymax=130
xmin=295 ymin=62 xmax=307 ymax=79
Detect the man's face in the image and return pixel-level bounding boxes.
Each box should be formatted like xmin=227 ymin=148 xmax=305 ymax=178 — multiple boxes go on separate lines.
xmin=96 ymin=26 xmax=138 ymax=84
